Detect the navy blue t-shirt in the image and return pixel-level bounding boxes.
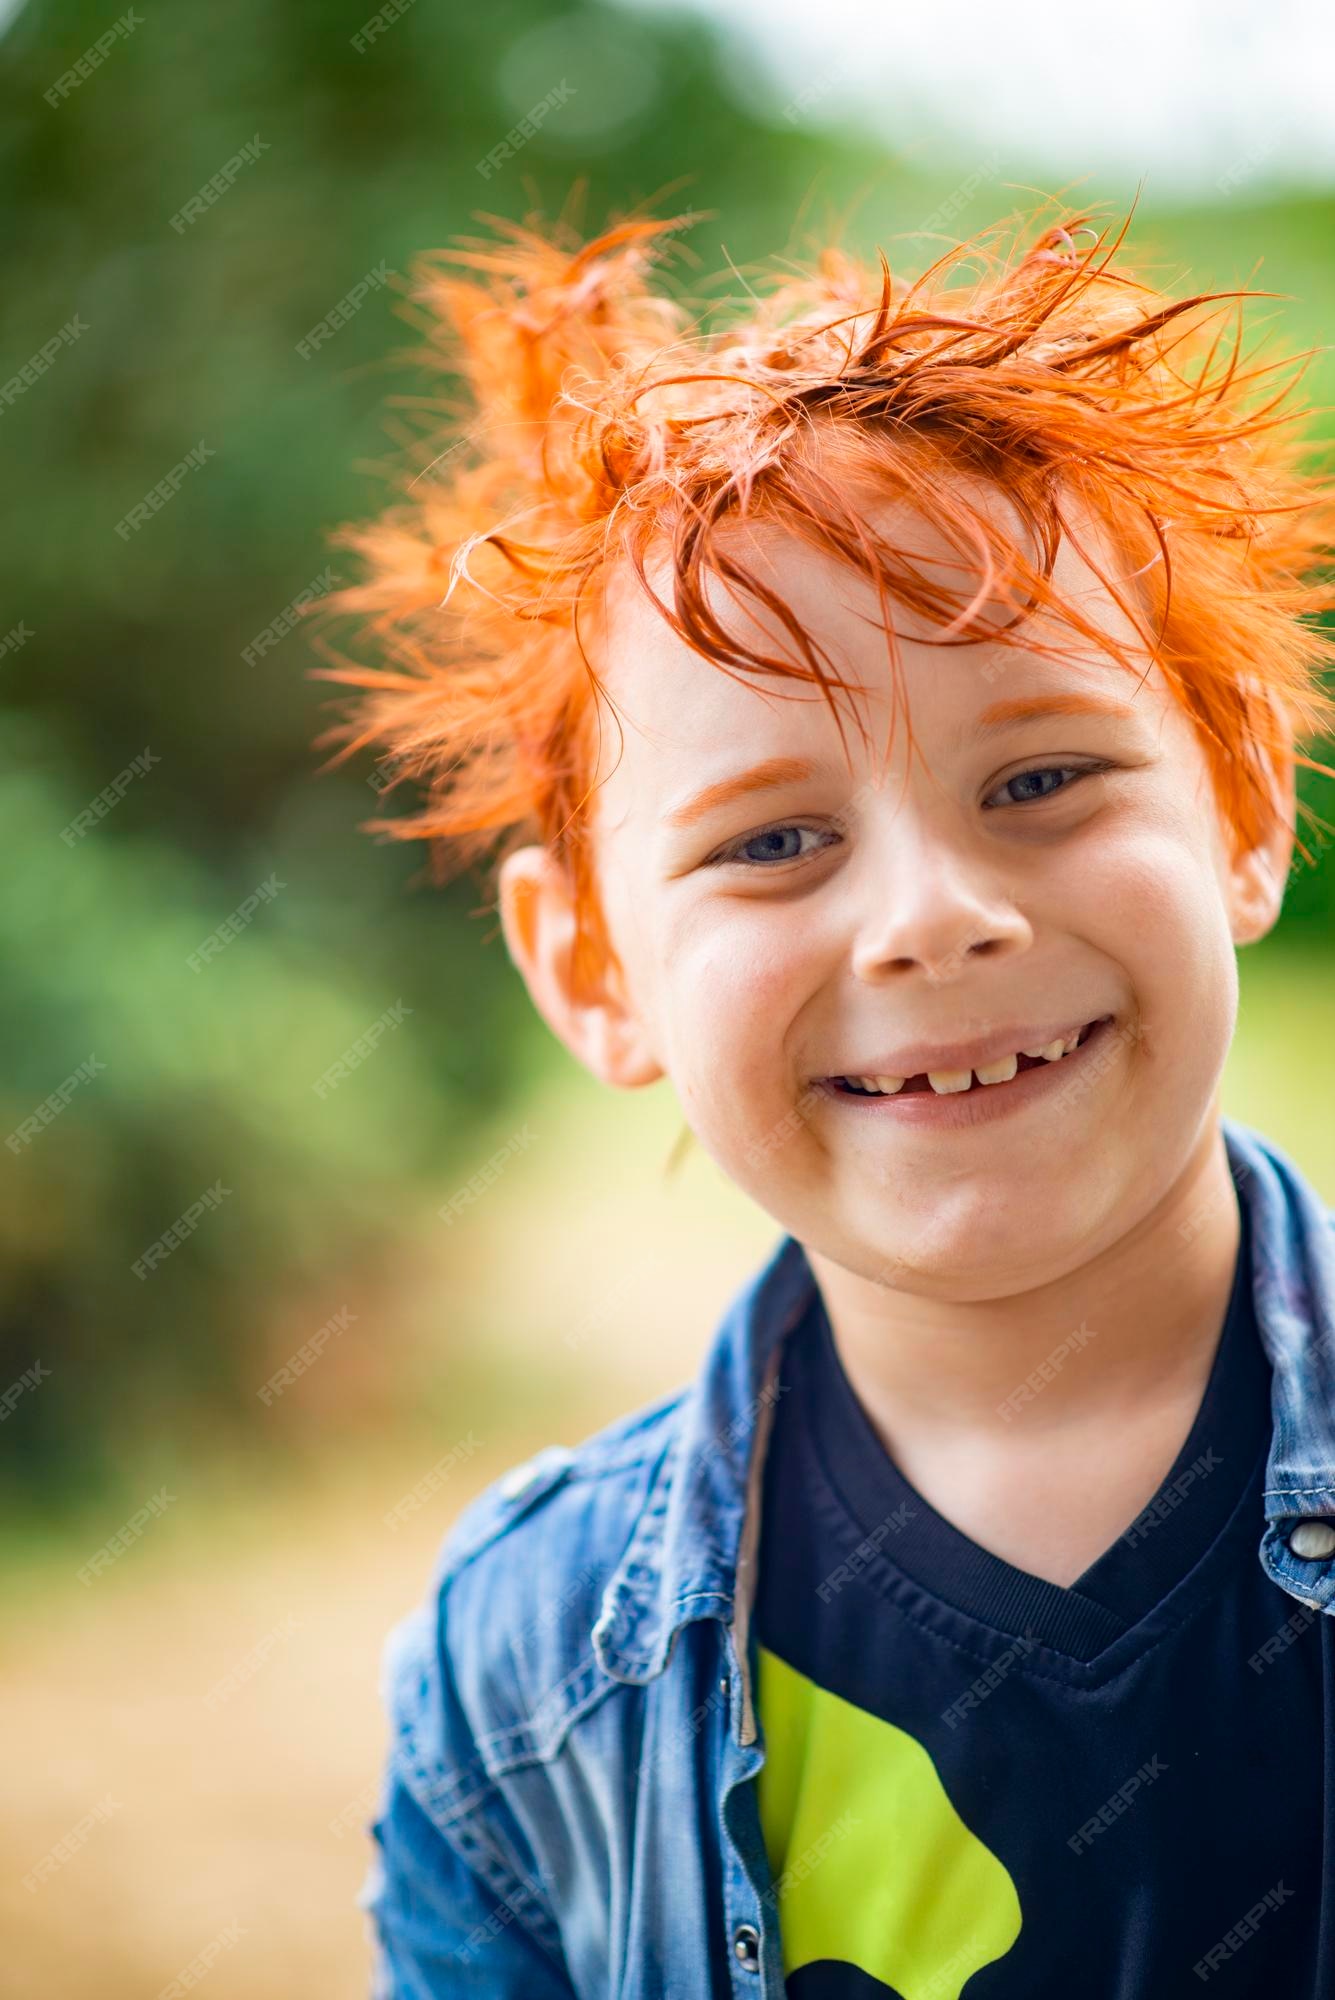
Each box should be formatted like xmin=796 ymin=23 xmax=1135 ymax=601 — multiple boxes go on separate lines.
xmin=751 ymin=1199 xmax=1334 ymax=1995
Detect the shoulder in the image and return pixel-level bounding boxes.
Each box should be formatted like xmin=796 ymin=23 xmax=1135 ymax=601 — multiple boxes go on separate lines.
xmin=379 ymin=1384 xmax=688 ymax=1816
xmin=432 ymin=1381 xmax=687 ymax=1589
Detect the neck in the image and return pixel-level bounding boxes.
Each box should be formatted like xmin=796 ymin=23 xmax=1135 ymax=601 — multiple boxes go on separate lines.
xmin=803 ymin=1114 xmax=1243 ymax=1447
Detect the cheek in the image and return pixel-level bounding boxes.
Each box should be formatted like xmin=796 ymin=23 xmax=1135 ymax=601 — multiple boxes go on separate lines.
xmin=660 ymin=910 xmax=821 ymax=1106
xmin=1076 ymin=811 xmax=1239 ymax=1071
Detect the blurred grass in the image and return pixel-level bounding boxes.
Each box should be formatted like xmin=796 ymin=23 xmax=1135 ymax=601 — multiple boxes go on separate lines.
xmin=1227 ymin=941 xmax=1335 ymax=1194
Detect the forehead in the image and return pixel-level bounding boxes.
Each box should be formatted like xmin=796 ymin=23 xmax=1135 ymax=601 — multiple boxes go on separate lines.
xmin=585 ymin=481 xmax=1168 ymax=812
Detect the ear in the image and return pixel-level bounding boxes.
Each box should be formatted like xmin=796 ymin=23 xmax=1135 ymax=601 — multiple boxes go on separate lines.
xmin=1225 ymin=707 xmax=1297 ymax=948
xmin=496 ymin=845 xmax=664 ymax=1089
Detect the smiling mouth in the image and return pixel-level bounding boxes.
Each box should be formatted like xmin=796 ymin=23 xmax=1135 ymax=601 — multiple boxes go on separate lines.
xmin=825 ymin=1015 xmax=1115 ymax=1097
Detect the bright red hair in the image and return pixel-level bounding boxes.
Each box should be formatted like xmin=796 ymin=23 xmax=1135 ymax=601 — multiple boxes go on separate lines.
xmin=306 ymin=200 xmax=1335 ymax=996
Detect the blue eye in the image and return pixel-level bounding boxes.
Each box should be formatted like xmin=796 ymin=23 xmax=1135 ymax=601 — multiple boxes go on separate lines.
xmin=989 ymin=764 xmax=1098 ymax=806
xmin=712 ymin=823 xmax=834 ymax=868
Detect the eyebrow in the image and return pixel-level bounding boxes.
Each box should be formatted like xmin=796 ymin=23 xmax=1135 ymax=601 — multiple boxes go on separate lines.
xmin=973 ymin=691 xmax=1139 ymax=733
xmin=662 ymin=756 xmax=822 ymax=830
xmin=661 ymin=693 xmax=1138 ymax=831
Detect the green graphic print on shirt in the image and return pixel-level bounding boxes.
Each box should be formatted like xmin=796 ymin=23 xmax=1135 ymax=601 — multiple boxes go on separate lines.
xmin=755 ymin=1644 xmax=1023 ymax=1997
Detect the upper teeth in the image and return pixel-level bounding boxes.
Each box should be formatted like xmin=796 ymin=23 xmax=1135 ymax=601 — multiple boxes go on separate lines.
xmin=843 ymin=1028 xmax=1087 ymax=1096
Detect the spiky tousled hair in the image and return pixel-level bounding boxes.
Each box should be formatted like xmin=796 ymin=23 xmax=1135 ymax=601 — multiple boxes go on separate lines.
xmin=307 ymin=201 xmax=1335 ymax=995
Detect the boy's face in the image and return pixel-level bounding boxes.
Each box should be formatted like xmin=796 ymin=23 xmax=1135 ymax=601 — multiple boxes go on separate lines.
xmin=500 ymin=485 xmax=1291 ymax=1299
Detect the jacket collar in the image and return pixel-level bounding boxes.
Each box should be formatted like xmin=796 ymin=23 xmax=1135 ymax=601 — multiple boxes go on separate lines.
xmin=590 ymin=1225 xmax=815 ymax=1729
xmin=592 ymin=1117 xmax=1335 ymax=1718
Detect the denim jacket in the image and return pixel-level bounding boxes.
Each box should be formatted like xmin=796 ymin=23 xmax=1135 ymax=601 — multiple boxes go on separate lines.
xmin=358 ymin=1118 xmax=1335 ymax=1996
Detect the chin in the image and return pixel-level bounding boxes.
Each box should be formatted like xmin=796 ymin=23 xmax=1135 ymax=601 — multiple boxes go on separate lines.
xmin=852 ymin=1186 xmax=1108 ymax=1299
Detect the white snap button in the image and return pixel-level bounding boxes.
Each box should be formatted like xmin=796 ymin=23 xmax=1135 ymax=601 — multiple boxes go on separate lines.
xmin=1288 ymin=1519 xmax=1335 ymax=1560
xmin=732 ymin=1923 xmax=761 ymax=1970
xmin=498 ymin=1459 xmax=539 ymax=1500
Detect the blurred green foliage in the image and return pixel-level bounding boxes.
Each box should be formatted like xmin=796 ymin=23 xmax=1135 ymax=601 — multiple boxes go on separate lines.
xmin=2 ymin=0 xmax=1333 ymax=1510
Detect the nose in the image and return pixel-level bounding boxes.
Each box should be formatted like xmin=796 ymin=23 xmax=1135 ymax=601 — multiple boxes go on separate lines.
xmin=848 ymin=815 xmax=1032 ymax=985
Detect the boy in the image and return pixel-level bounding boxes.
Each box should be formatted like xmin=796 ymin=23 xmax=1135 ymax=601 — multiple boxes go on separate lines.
xmin=318 ymin=205 xmax=1335 ymax=1995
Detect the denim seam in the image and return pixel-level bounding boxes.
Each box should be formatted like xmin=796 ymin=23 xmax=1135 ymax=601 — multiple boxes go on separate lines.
xmin=393 ymin=1699 xmax=566 ymax=1961
xmin=441 ymin=1806 xmax=566 ymax=1964
xmin=474 ymin=1649 xmax=611 ymax=1767
xmin=480 ymin=1667 xmax=631 ymax=1779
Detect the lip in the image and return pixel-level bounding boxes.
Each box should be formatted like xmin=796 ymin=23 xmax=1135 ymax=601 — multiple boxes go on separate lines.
xmin=816 ymin=1013 xmax=1114 ymax=1085
xmin=811 ymin=1014 xmax=1121 ymax=1129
